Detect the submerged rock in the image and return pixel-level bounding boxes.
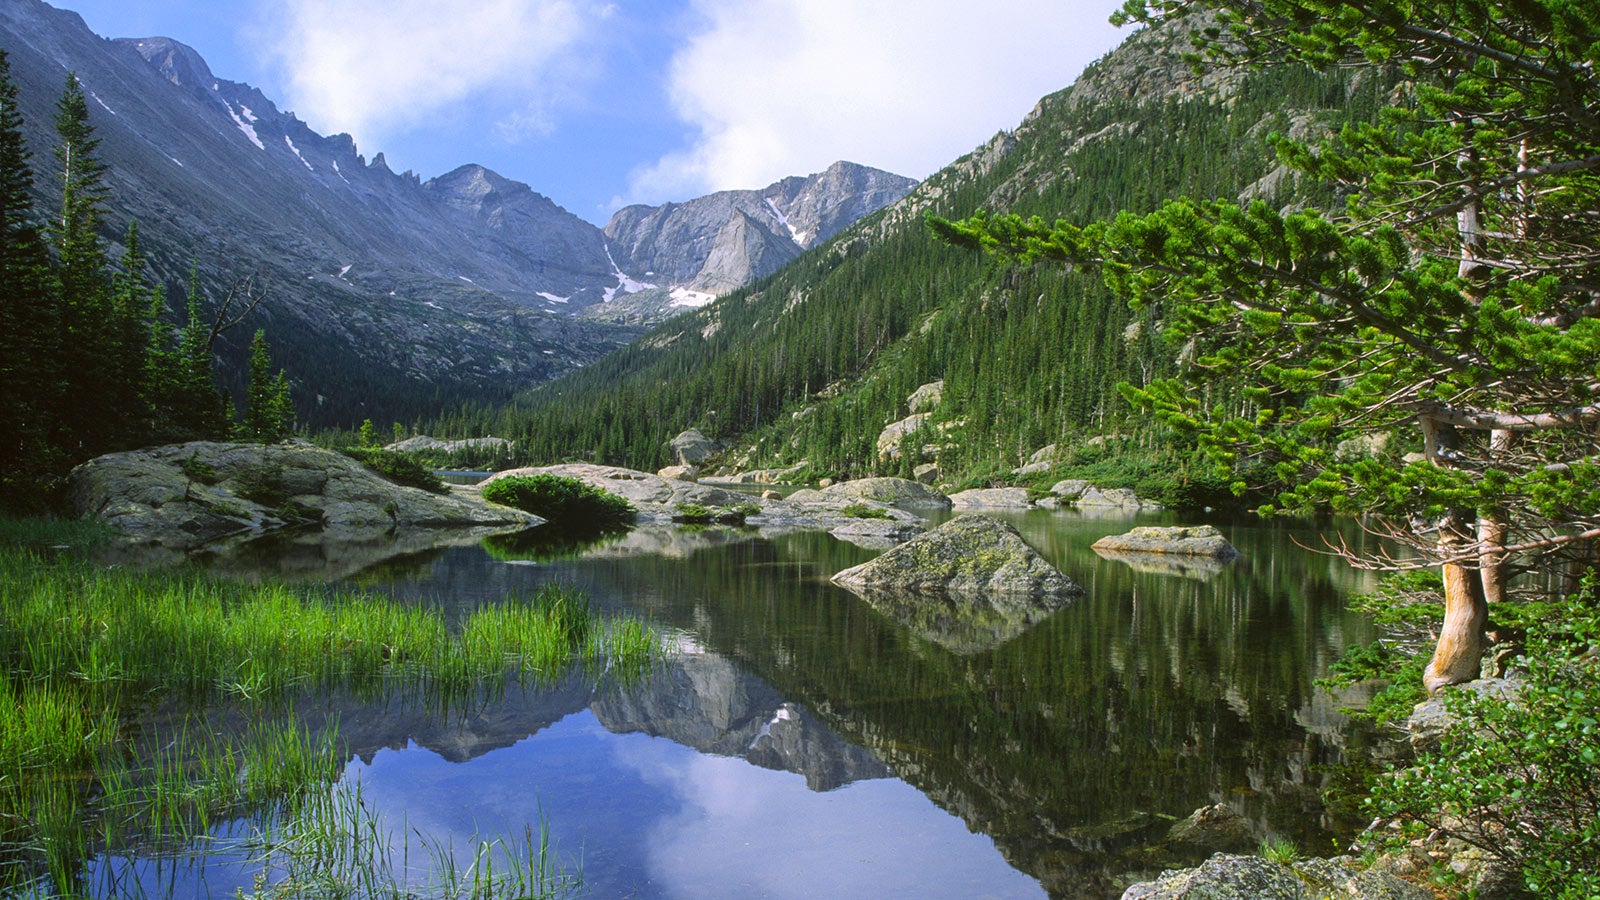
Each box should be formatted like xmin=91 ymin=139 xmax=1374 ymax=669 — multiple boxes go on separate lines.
xmin=1164 ymin=805 xmax=1252 ymax=853
xmin=1093 ymin=525 xmax=1239 ymax=558
xmin=831 ymin=515 xmax=1079 ymax=652
xmin=70 ymin=440 xmax=538 ymax=551
xmin=1121 ymin=853 xmax=1431 ymax=900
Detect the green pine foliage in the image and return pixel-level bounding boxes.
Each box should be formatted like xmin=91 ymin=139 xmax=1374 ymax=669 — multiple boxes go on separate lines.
xmin=0 ymin=64 xmax=277 ymax=508
xmin=238 ymin=330 xmax=295 ymax=443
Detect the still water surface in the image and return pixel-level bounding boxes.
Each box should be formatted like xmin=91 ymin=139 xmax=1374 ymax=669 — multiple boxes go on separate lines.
xmin=127 ymin=508 xmax=1386 ymax=898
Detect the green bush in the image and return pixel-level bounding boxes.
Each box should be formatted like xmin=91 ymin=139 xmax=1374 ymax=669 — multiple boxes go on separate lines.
xmin=342 ymin=448 xmax=448 ymax=494
xmin=481 ymin=474 xmax=635 ymax=530
xmin=1362 ymin=590 xmax=1600 ymax=897
xmin=840 ymin=503 xmax=891 ymax=520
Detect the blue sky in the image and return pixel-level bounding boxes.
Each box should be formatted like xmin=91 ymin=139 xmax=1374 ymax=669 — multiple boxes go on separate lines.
xmin=57 ymin=0 xmax=1128 ymax=224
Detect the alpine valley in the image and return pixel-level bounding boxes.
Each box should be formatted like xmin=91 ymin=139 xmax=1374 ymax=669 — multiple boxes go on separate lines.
xmin=0 ymin=0 xmax=914 ymax=427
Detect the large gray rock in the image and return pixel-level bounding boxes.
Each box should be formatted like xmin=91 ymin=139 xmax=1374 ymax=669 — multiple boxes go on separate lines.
xmin=1406 ymin=676 xmax=1522 ymax=753
xmin=1092 ymin=525 xmax=1239 ymax=558
xmin=949 ymin=487 xmax=1034 ymax=509
xmin=70 ymin=441 xmax=539 ymax=551
xmin=831 ymin=515 xmax=1079 ymax=652
xmin=1121 ymin=853 xmax=1432 ymax=900
xmin=788 ymin=477 xmax=952 ymax=510
xmin=876 ymin=413 xmax=933 ymax=459
xmin=832 ymin=514 xmax=1078 ymax=600
xmin=668 ymin=429 xmax=718 ymax=466
xmin=907 ymin=380 xmax=945 ymax=413
xmin=385 ymin=435 xmax=511 ymax=455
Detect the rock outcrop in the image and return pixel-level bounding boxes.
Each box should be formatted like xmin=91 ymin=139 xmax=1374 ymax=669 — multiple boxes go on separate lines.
xmin=1121 ymin=853 xmax=1431 ymax=900
xmin=70 ymin=441 xmax=539 ymax=551
xmin=830 ymin=515 xmax=1080 ymax=652
xmin=668 ymin=429 xmax=718 ymax=467
xmin=1092 ymin=525 xmax=1239 ymax=558
xmin=385 ymin=435 xmax=512 ymax=455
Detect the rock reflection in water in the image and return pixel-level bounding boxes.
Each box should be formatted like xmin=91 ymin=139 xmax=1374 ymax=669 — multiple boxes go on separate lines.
xmin=1091 ymin=546 xmax=1239 ymax=581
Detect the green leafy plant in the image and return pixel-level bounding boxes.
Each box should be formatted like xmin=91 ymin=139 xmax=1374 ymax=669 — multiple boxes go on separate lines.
xmin=342 ymin=447 xmax=448 ymax=494
xmin=480 ymin=474 xmax=635 ymax=531
xmin=179 ymin=454 xmax=219 ymax=485
xmin=1362 ymin=591 xmax=1600 ymax=898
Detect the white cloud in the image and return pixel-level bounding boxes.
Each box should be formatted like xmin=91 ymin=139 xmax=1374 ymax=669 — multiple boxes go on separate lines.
xmin=259 ymin=0 xmax=608 ymax=150
xmin=626 ymin=0 xmax=1128 ymax=203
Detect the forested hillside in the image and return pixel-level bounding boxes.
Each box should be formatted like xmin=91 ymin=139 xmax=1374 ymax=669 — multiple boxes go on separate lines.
xmin=427 ymin=21 xmax=1387 ymax=488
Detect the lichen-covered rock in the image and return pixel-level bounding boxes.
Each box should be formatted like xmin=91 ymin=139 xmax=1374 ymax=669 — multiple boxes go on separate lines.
xmin=1013 ymin=444 xmax=1057 ymax=475
xmin=1406 ymin=676 xmax=1522 ymax=753
xmin=949 ymin=487 xmax=1034 ymax=509
xmin=832 ymin=514 xmax=1078 ymax=599
xmin=831 ymin=515 xmax=1079 ymax=652
xmin=657 ymin=465 xmax=699 ymax=482
xmin=1092 ymin=525 xmax=1239 ymax=558
xmin=1079 ymin=486 xmax=1151 ymax=509
xmin=70 ymin=440 xmax=539 ymax=551
xmin=1121 ymin=853 xmax=1432 ymax=899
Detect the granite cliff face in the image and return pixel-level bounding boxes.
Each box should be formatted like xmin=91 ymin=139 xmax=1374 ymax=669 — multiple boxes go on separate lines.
xmin=595 ymin=161 xmax=916 ymax=323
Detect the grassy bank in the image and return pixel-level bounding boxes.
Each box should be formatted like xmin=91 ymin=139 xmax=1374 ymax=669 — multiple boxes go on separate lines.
xmin=0 ymin=518 xmax=659 ymax=897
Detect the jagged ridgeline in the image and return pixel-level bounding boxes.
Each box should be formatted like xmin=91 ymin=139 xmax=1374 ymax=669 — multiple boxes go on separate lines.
xmin=440 ymin=23 xmax=1387 ymax=478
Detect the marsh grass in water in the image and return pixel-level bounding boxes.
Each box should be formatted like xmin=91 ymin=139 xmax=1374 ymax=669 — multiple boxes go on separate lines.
xmin=0 ymin=518 xmax=656 ymax=897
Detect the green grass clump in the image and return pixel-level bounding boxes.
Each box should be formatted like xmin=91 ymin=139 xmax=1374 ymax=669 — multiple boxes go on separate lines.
xmin=0 ymin=520 xmax=654 ymax=898
xmin=343 ymin=447 xmax=449 ymax=494
xmin=481 ymin=474 xmax=635 ymax=530
xmin=840 ymin=503 xmax=892 ymax=520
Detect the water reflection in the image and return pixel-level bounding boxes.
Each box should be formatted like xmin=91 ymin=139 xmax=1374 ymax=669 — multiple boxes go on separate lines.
xmin=86 ymin=509 xmax=1383 ymax=897
xmin=325 ymin=509 xmax=1381 ymax=896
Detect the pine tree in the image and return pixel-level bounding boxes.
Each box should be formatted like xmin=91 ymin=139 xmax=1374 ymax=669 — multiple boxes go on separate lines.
xmin=239 ymin=329 xmax=293 ymax=442
xmin=0 ymin=48 xmax=60 ymax=496
xmin=49 ymin=72 xmax=115 ymax=457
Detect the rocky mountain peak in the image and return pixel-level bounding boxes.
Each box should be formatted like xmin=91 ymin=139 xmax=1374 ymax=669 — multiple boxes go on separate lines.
xmin=120 ymin=36 xmax=215 ymax=92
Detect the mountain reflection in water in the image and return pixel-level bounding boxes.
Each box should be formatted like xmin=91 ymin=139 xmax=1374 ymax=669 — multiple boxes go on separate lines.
xmin=109 ymin=508 xmax=1380 ymax=899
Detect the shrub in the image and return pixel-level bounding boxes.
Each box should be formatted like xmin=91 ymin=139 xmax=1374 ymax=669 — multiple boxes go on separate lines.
xmin=342 ymin=447 xmax=448 ymax=494
xmin=180 ymin=455 xmax=220 ymax=485
xmin=481 ymin=474 xmax=635 ymax=530
xmin=1361 ymin=590 xmax=1600 ymax=897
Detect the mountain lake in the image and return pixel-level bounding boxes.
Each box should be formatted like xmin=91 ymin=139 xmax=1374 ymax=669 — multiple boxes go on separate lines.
xmin=78 ymin=505 xmax=1386 ymax=899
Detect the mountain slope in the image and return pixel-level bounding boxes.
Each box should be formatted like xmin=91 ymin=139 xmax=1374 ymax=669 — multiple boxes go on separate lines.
xmin=0 ymin=0 xmax=916 ymax=426
xmin=460 ymin=17 xmax=1384 ymax=481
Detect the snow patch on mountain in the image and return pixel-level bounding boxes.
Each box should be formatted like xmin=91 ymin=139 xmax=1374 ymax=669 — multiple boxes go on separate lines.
xmin=285 ymin=135 xmax=313 ymax=171
xmin=670 ymin=287 xmax=716 ymax=309
xmin=226 ymin=102 xmax=264 ymax=150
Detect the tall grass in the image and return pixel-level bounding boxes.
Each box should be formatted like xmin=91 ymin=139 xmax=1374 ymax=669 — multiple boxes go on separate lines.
xmin=0 ymin=520 xmax=658 ymax=898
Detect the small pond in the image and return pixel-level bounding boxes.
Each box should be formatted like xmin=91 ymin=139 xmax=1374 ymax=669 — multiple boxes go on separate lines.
xmin=89 ymin=507 xmax=1387 ymax=898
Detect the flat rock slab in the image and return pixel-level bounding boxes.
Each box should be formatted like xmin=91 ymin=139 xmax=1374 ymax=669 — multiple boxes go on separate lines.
xmin=1092 ymin=525 xmax=1239 ymax=558
xmin=788 ymin=477 xmax=952 ymax=510
xmin=949 ymin=487 xmax=1034 ymax=509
